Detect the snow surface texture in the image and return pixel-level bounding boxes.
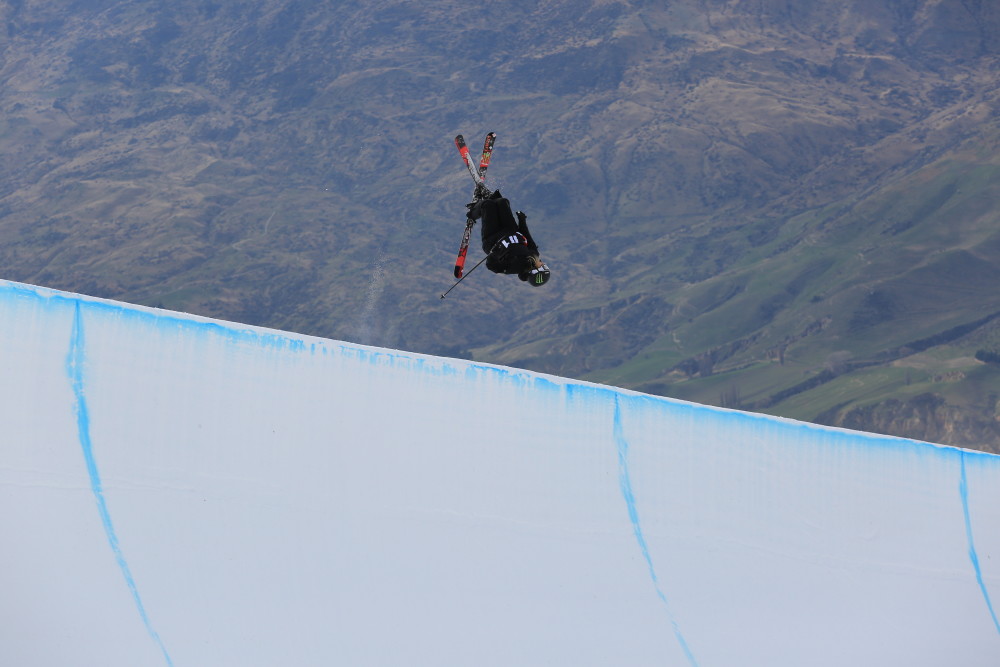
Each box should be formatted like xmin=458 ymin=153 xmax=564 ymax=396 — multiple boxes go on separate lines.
xmin=1 ymin=279 xmax=999 ymax=667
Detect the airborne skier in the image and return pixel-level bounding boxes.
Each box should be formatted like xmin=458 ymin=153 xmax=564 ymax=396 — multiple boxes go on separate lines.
xmin=466 ymin=190 xmax=550 ymax=286
xmin=448 ymin=133 xmax=550 ymax=290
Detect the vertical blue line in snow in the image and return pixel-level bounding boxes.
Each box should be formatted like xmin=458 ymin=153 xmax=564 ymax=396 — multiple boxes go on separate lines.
xmin=959 ymin=451 xmax=1000 ymax=635
xmin=66 ymin=301 xmax=175 ymax=666
xmin=614 ymin=396 xmax=699 ymax=667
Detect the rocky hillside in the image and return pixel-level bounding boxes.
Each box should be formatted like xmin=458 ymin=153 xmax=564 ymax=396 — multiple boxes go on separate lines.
xmin=2 ymin=0 xmax=1000 ymax=451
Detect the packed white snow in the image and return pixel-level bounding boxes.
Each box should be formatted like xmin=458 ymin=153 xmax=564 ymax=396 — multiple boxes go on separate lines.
xmin=0 ymin=280 xmax=998 ymax=666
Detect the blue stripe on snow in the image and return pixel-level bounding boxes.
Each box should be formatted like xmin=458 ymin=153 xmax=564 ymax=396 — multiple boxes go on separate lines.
xmin=960 ymin=450 xmax=1000 ymax=635
xmin=614 ymin=395 xmax=699 ymax=667
xmin=66 ymin=301 xmax=175 ymax=666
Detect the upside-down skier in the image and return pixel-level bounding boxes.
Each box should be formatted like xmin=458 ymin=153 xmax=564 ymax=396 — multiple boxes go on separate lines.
xmin=442 ymin=133 xmax=551 ymax=299
xmin=466 ymin=187 xmax=551 ymax=287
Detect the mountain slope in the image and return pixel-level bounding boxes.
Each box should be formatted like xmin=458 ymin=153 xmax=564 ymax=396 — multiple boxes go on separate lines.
xmin=2 ymin=0 xmax=1000 ymax=449
xmin=573 ymin=129 xmax=1000 ymax=450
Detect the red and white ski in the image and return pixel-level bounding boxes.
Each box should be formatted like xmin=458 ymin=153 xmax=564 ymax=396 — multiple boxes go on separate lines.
xmin=452 ymin=133 xmax=496 ymax=278
xmin=478 ymin=131 xmax=496 ymax=179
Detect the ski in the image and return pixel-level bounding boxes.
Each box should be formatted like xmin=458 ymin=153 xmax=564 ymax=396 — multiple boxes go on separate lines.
xmin=452 ymin=133 xmax=496 ymax=279
xmin=454 ymin=133 xmax=495 ymax=197
xmin=478 ymin=132 xmax=496 ymax=179
xmin=454 ymin=134 xmax=482 ymax=188
xmin=453 ymin=217 xmax=475 ymax=279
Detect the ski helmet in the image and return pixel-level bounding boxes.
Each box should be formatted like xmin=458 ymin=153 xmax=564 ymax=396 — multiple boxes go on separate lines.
xmin=521 ymin=263 xmax=551 ymax=287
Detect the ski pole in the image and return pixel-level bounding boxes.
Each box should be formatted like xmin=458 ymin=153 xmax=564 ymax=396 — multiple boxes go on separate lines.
xmin=440 ymin=254 xmax=489 ymax=299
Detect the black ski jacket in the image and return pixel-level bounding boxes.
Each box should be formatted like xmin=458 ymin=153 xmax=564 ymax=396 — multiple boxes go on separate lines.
xmin=467 ymin=193 xmax=539 ymax=275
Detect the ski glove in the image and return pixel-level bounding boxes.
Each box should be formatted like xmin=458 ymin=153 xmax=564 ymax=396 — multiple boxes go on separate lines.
xmin=516 ymin=210 xmax=527 ymax=225
xmin=466 ymin=201 xmax=483 ymax=221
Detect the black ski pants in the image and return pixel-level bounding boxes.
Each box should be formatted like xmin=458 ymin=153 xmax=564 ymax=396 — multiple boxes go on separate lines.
xmin=479 ymin=197 xmax=519 ymax=253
